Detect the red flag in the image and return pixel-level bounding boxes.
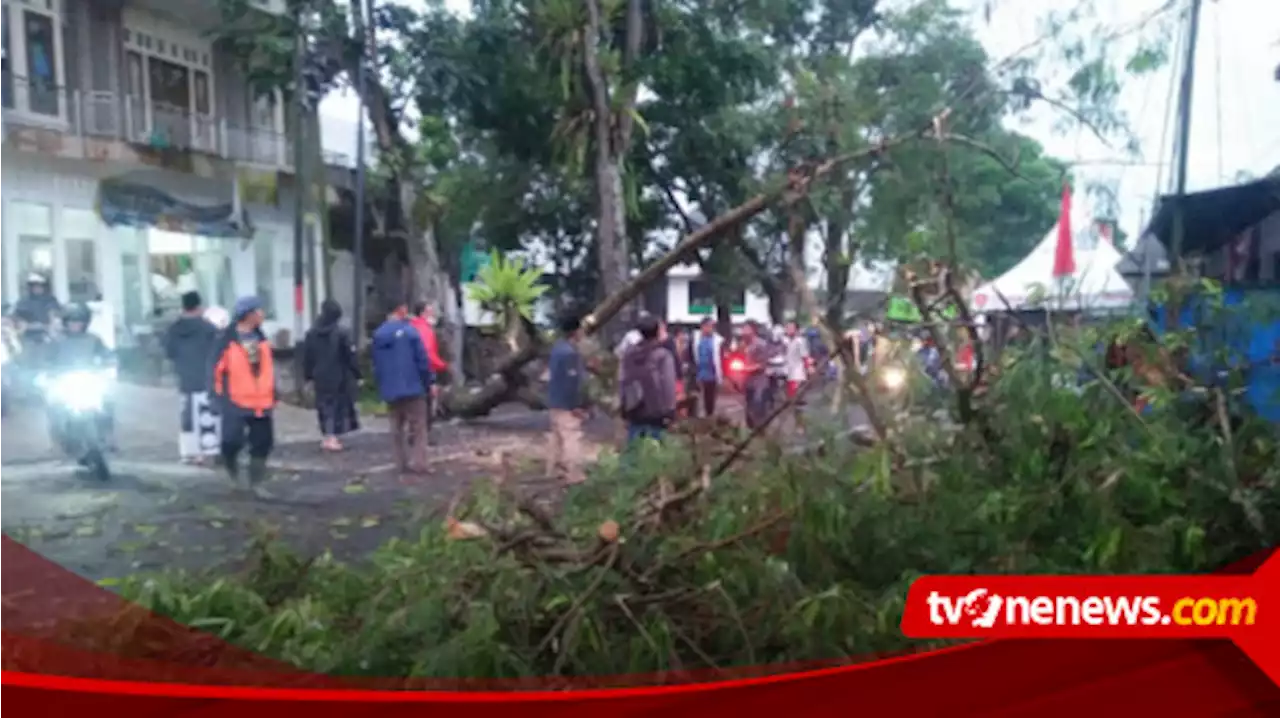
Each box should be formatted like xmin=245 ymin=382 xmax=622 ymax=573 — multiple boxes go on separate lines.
xmin=1053 ymin=182 xmax=1075 ymax=278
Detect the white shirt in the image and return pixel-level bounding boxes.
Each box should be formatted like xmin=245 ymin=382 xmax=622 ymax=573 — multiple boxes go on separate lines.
xmin=783 ymin=335 xmax=809 ymax=382
xmin=87 ymin=300 xmax=117 ymax=351
xmin=614 ymin=329 xmax=642 ymax=357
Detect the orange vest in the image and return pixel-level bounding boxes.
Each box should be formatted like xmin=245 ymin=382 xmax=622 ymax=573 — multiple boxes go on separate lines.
xmin=213 ymin=339 xmax=276 ymax=416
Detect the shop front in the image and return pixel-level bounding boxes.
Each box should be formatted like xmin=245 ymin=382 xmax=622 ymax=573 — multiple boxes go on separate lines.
xmin=1 ymin=154 xmax=304 ymax=348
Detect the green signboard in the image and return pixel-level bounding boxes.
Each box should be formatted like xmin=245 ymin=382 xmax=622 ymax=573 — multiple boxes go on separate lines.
xmin=885 ymin=295 xmax=958 ymax=323
xmin=460 ymin=242 xmax=491 ymax=282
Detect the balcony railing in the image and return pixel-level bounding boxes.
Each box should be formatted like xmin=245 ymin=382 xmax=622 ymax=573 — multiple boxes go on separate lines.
xmin=3 ymin=73 xmax=351 ymax=170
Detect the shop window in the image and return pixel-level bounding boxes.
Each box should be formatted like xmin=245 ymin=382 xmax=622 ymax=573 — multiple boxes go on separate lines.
xmin=2 ymin=0 xmax=65 ymax=118
xmin=65 ymin=238 xmax=98 ymax=303
xmin=22 ymin=9 xmax=57 ymax=115
xmin=117 ymin=227 xmax=146 ymax=329
xmin=254 ymin=230 xmax=276 ymax=319
xmin=63 ymin=208 xmax=100 ymax=303
xmin=145 ymin=230 xmax=234 ymax=317
xmin=11 ymin=201 xmax=54 ymax=287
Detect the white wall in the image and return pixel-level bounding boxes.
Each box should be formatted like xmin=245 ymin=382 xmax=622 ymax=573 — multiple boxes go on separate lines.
xmin=665 ymin=273 xmax=771 ymax=326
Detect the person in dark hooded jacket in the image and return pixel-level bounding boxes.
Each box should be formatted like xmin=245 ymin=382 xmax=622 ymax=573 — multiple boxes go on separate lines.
xmin=164 ymin=291 xmax=221 ymax=464
xmin=303 ymin=299 xmax=361 ymax=451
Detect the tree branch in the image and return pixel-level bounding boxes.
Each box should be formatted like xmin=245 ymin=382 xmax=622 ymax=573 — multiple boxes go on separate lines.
xmin=583 ymin=136 xmax=912 ymax=336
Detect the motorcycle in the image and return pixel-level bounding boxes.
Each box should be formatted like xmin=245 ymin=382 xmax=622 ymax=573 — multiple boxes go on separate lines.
xmin=723 ymin=351 xmax=748 ymax=393
xmin=36 ymin=366 xmax=115 ymax=481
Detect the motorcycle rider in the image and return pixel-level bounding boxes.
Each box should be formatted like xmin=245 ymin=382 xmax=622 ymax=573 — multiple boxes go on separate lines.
xmin=11 ymin=272 xmax=62 ymax=338
xmin=44 ymin=302 xmax=117 ymax=449
xmin=9 ymin=273 xmax=62 ymax=381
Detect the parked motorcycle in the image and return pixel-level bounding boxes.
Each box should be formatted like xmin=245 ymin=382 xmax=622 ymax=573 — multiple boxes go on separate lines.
xmin=37 ymin=366 xmax=115 ymax=481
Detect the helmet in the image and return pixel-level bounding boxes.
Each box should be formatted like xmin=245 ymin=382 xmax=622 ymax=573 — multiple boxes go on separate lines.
xmin=26 ymin=272 xmax=48 ymax=285
xmin=63 ymin=303 xmax=92 ymax=327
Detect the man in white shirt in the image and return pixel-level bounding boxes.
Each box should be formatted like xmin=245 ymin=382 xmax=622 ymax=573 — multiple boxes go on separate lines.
xmin=86 ymin=294 xmax=117 ymax=351
xmin=783 ymin=320 xmax=810 ymax=399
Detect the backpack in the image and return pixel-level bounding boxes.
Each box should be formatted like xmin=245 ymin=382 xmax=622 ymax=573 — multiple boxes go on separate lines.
xmin=620 ymin=343 xmax=666 ymax=422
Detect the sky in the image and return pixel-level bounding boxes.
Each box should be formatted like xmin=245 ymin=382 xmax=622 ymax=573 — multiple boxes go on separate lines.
xmin=318 ymin=0 xmax=1280 ymax=256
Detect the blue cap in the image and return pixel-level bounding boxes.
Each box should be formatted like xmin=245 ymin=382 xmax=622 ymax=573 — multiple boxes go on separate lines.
xmin=233 ymin=296 xmax=262 ymax=321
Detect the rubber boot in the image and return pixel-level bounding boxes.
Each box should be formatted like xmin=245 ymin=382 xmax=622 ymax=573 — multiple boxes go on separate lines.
xmin=225 ymin=455 xmax=243 ymax=489
xmin=248 ymin=457 xmax=274 ymax=499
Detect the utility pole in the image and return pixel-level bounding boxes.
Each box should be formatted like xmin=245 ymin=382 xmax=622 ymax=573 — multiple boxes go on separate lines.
xmin=1169 ymin=0 xmax=1203 ymax=267
xmin=292 ymin=2 xmax=309 ymax=393
xmin=351 ymin=0 xmax=371 ymax=349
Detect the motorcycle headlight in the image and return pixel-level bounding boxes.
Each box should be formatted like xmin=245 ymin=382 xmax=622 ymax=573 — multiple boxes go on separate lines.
xmin=881 ymin=366 xmax=907 ymax=391
xmin=46 ymin=370 xmax=110 ymax=412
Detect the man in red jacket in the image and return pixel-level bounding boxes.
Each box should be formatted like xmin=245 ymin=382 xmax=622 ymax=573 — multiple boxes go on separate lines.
xmin=410 ymin=301 xmax=448 ymax=439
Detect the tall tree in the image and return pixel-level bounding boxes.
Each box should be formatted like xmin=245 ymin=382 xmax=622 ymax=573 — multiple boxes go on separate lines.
xmin=214 ymin=0 xmax=468 ymax=379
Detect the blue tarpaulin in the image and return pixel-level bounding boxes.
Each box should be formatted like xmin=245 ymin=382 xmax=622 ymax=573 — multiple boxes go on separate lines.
xmin=1148 ymin=289 xmax=1280 ymax=422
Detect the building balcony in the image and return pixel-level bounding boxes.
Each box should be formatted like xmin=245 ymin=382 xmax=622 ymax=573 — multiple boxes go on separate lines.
xmin=2 ymin=73 xmax=349 ymax=171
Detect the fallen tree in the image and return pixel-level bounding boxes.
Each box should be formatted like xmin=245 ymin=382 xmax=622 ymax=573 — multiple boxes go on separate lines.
xmin=98 ymin=302 xmax=1280 ymax=684
xmin=438 ymin=136 xmax=916 ymax=418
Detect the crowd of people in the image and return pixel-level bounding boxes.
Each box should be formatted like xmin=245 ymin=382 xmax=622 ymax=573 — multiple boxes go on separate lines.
xmin=541 ymin=310 xmax=820 ymax=486
xmin=5 ymin=267 xmax=967 ymax=496
xmin=156 ymin=292 xmax=451 ymax=497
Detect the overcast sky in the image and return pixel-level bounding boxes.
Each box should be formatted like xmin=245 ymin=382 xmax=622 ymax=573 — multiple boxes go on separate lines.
xmin=318 ymin=0 xmax=1280 ymax=249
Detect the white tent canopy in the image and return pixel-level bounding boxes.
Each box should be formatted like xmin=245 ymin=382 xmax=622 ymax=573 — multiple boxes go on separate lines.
xmin=970 ymin=223 xmax=1134 ymax=313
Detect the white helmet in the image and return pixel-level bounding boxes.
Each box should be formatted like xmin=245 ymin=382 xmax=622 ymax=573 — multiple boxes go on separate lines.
xmin=26 ymin=272 xmax=48 ymax=285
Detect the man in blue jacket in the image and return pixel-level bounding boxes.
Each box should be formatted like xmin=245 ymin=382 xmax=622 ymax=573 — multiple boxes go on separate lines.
xmin=546 ymin=312 xmax=588 ymax=485
xmin=371 ymin=298 xmax=434 ymax=475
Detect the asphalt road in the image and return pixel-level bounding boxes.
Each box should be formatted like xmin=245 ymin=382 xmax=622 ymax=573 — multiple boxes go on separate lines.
xmin=1 ymin=380 xmax=867 ymax=583
xmin=0 ymin=381 xmax=622 ymax=582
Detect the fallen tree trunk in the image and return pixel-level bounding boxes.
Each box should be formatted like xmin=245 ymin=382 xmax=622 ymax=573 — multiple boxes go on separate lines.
xmin=438 ymin=321 xmax=544 ymax=419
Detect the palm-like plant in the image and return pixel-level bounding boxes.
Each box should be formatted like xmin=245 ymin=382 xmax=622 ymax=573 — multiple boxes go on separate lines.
xmin=466 ymin=250 xmax=548 ymax=348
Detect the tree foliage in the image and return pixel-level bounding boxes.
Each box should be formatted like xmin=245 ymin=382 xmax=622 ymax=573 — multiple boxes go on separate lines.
xmin=115 ymin=300 xmax=1278 ymax=679
xmin=466 ymin=250 xmax=549 ymax=326
xmin=87 ymin=0 xmax=1272 ymax=683
xmin=213 ymin=0 xmax=1172 ymax=320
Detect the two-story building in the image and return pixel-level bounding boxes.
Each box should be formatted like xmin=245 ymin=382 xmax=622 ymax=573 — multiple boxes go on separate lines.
xmin=2 ymin=0 xmax=327 ymax=347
